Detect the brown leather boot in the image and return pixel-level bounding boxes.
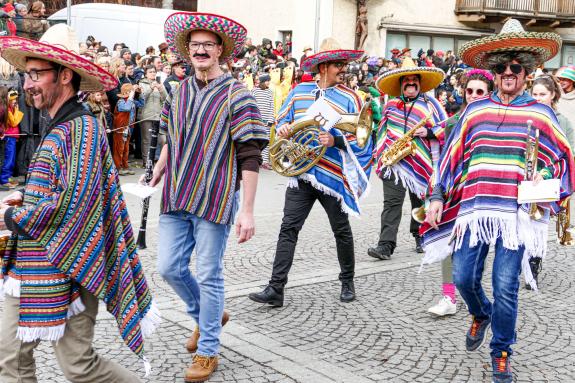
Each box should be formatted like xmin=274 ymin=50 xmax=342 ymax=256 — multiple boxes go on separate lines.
xmin=185 ymin=311 xmax=230 ymax=353
xmin=184 ymin=355 xmax=218 ymax=382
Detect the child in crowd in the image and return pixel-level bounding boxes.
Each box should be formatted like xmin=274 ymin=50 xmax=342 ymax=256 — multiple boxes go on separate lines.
xmin=0 ymin=88 xmax=23 ymax=190
xmin=112 ymin=83 xmax=144 ymax=176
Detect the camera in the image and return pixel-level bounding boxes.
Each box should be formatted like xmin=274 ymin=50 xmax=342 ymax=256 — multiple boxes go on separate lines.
xmin=348 ymin=62 xmax=360 ymax=74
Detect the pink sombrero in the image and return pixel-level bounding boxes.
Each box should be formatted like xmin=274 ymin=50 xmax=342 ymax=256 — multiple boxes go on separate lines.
xmin=164 ymin=12 xmax=247 ymax=62
xmin=459 ymin=19 xmax=562 ymax=69
xmin=301 ymin=38 xmax=363 ymax=73
xmin=0 ymin=24 xmax=117 ymax=92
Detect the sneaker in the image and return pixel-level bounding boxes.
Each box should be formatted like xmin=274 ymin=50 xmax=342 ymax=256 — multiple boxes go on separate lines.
xmin=491 ymin=351 xmax=513 ymax=383
xmin=525 ymin=257 xmax=542 ymax=290
xmin=367 ymin=243 xmax=393 ymax=260
xmin=428 ymin=295 xmax=457 ymax=316
xmin=466 ymin=316 xmax=491 ymax=351
xmin=126 ymin=168 xmax=136 ymax=175
xmin=0 ymin=182 xmax=16 ymax=190
xmin=184 ymin=354 xmax=218 ymax=382
xmin=118 ymin=169 xmax=128 ymax=176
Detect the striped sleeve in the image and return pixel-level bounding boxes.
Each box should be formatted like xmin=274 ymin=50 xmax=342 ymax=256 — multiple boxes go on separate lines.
xmin=230 ymin=84 xmax=268 ymax=143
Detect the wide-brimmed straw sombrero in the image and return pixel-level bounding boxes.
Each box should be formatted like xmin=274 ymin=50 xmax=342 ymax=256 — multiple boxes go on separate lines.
xmin=375 ymin=57 xmax=445 ymax=97
xmin=164 ymin=12 xmax=247 ymax=62
xmin=0 ymin=24 xmax=116 ymax=92
xmin=459 ymin=19 xmax=561 ymax=69
xmin=301 ymin=38 xmax=363 ymax=73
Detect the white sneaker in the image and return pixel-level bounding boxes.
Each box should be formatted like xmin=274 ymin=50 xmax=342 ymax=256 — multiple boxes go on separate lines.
xmin=428 ymin=295 xmax=457 ymax=316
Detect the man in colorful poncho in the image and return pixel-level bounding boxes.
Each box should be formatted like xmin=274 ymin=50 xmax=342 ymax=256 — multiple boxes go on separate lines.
xmin=148 ymin=12 xmax=268 ymax=382
xmin=423 ymin=19 xmax=575 ymax=383
xmin=0 ymin=24 xmax=160 ymax=382
xmin=369 ymin=57 xmax=446 ymax=260
xmin=248 ymin=38 xmax=372 ymax=306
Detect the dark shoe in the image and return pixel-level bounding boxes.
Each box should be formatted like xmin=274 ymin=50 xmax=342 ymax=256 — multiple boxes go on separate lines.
xmin=415 ymin=235 xmax=424 ymax=253
xmin=466 ymin=316 xmax=491 ymax=351
xmin=186 ymin=311 xmax=230 ymax=353
xmin=248 ymin=285 xmax=284 ymax=307
xmin=367 ymin=244 xmax=392 ymax=260
xmin=525 ymin=257 xmax=542 ymax=290
xmin=491 ymin=351 xmax=513 ymax=383
xmin=340 ymin=280 xmax=355 ymax=302
xmin=184 ymin=355 xmax=218 ymax=382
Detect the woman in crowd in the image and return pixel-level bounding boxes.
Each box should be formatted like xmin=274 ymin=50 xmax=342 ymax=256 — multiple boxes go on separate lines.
xmin=427 ymin=68 xmax=494 ymax=316
xmin=138 ymin=65 xmax=167 ymax=167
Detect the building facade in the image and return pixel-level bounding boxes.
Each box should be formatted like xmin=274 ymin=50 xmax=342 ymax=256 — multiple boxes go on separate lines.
xmin=196 ymin=0 xmax=575 ymax=69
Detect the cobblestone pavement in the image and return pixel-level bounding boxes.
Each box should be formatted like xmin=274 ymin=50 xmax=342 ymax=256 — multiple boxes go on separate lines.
xmin=1 ymin=169 xmax=574 ymax=382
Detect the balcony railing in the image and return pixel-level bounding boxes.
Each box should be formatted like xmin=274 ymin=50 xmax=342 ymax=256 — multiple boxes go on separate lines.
xmin=455 ymin=0 xmax=575 ymax=19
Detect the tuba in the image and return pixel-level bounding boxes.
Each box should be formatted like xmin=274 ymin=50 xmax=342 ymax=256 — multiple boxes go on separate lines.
xmin=269 ymin=101 xmax=373 ymax=177
xmin=378 ymin=113 xmax=431 ymax=168
xmin=557 ymin=199 xmax=574 ymax=246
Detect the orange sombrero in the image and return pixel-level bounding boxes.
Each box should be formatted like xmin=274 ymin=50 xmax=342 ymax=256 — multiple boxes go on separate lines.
xmin=459 ymin=19 xmax=562 ymax=69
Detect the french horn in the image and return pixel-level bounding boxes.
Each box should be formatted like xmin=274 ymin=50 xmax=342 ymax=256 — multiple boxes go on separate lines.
xmin=269 ymin=100 xmax=373 ymax=177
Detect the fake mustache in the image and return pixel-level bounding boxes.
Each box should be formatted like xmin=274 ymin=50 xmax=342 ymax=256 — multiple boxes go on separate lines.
xmin=403 ymin=83 xmax=418 ymax=90
xmin=193 ymin=53 xmax=210 ymax=59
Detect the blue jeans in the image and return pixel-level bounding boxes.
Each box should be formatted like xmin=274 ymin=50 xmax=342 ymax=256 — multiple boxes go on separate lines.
xmin=157 ymin=203 xmax=237 ymax=356
xmin=0 ymin=137 xmax=16 ymax=184
xmin=453 ymin=230 xmax=523 ymax=357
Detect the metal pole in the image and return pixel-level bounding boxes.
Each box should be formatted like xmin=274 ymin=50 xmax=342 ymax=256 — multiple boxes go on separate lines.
xmin=314 ymin=0 xmax=321 ymax=52
xmin=67 ymin=0 xmax=71 ymax=26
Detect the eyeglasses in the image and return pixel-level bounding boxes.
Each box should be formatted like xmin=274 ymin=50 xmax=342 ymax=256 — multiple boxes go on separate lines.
xmin=188 ymin=41 xmax=219 ymax=52
xmin=24 ymin=68 xmax=57 ymax=82
xmin=465 ymin=87 xmax=486 ymax=96
xmin=494 ymin=63 xmax=524 ymax=75
xmin=329 ymin=62 xmax=348 ymax=69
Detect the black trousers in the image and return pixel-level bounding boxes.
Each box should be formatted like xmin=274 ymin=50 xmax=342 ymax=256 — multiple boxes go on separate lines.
xmin=269 ymin=180 xmax=355 ymax=289
xmin=378 ymin=174 xmax=423 ymax=247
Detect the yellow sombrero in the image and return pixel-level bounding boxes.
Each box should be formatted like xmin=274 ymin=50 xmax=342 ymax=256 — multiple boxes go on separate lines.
xmin=375 ymin=58 xmax=445 ymax=97
xmin=459 ymin=19 xmax=561 ymax=69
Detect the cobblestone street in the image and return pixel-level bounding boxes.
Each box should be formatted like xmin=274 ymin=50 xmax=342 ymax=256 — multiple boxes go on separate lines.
xmin=1 ymin=170 xmax=574 ymax=382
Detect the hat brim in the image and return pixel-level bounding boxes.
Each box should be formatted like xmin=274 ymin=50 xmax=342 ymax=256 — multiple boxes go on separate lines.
xmin=0 ymin=36 xmax=117 ymax=92
xmin=375 ymin=67 xmax=445 ymax=97
xmin=164 ymin=12 xmax=247 ymax=62
xmin=301 ymin=49 xmax=364 ymax=72
xmin=459 ymin=33 xmax=562 ymax=69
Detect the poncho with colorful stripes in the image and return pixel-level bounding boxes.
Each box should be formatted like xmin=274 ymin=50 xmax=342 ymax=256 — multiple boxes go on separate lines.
xmin=276 ymin=82 xmax=373 ymax=216
xmin=159 ymin=74 xmax=268 ymax=224
xmin=375 ymin=95 xmax=447 ymax=198
xmin=421 ymin=92 xmax=575 ymax=276
xmin=0 ymin=99 xmax=160 ymax=365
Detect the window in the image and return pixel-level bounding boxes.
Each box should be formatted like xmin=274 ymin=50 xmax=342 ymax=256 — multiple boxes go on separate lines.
xmin=386 ymin=33 xmax=406 ymax=57
xmin=408 ymin=35 xmax=431 ymax=56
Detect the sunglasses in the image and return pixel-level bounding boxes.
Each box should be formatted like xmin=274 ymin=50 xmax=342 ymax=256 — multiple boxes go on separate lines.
xmin=329 ymin=62 xmax=348 ymax=69
xmin=465 ymin=88 xmax=486 ymax=96
xmin=494 ymin=63 xmax=524 ymax=75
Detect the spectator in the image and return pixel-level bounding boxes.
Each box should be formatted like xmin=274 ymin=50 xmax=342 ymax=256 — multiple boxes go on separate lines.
xmin=18 ymin=1 xmax=48 ymax=41
xmin=158 ymin=41 xmax=169 ymax=62
xmin=120 ymin=48 xmax=131 ymax=62
xmin=272 ymin=41 xmax=284 ymax=57
xmin=251 ymin=73 xmax=274 ymax=169
xmin=1 ymin=3 xmax=17 ymax=36
xmin=0 ymin=87 xmax=23 ymax=190
xmin=300 ymin=45 xmax=313 ymax=67
xmin=112 ymin=83 xmax=143 ymax=176
xmin=138 ymin=65 xmax=167 ymax=167
xmin=84 ymin=91 xmax=109 ymax=138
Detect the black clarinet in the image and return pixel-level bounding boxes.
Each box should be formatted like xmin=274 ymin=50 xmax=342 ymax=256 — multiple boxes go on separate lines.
xmin=136 ymin=122 xmax=160 ymax=249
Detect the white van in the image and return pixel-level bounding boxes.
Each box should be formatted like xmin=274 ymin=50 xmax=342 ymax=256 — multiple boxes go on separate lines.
xmin=49 ymin=3 xmax=178 ymax=54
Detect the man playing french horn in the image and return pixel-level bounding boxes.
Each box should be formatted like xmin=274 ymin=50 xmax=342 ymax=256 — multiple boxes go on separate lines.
xmin=369 ymin=57 xmax=446 ymax=260
xmin=249 ymin=38 xmax=373 ymax=306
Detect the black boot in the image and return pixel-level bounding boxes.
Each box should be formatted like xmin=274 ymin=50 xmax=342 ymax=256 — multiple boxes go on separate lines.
xmin=248 ymin=285 xmax=284 ymax=307
xmin=367 ymin=242 xmax=394 ymax=260
xmin=340 ymin=280 xmax=355 ymax=302
xmin=415 ymin=236 xmax=424 ymax=254
xmin=526 ymin=257 xmax=542 ymax=290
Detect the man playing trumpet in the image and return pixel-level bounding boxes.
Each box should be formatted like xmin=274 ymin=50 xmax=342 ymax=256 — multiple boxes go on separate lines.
xmin=422 ymin=19 xmax=575 ymax=383
xmin=249 ymin=38 xmax=372 ymax=306
xmin=369 ymin=57 xmax=446 ymax=260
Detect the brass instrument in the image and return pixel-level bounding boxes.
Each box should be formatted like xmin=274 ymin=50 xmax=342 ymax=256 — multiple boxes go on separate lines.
xmin=524 ymin=120 xmax=544 ymax=220
xmin=378 ymin=113 xmax=431 ymax=167
xmin=412 ymin=206 xmax=426 ymax=223
xmin=269 ymin=101 xmax=373 ymax=177
xmin=557 ymin=199 xmax=574 ymax=246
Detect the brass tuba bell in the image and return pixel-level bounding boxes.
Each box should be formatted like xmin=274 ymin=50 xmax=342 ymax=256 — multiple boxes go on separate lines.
xmin=269 ymin=101 xmax=373 ymax=177
xmin=412 ymin=206 xmax=426 ymax=224
xmin=557 ymin=200 xmax=574 ymax=246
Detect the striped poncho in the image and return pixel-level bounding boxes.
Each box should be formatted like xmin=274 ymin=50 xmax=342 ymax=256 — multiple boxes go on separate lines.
xmin=0 ymin=97 xmax=159 ymax=365
xmin=276 ymin=82 xmax=373 ymax=216
xmin=375 ymin=95 xmax=447 ymax=198
xmin=421 ymin=92 xmax=575 ymax=273
xmin=160 ymin=74 xmax=268 ymax=224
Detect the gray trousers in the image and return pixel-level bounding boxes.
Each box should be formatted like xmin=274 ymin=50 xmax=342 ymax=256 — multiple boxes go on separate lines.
xmin=378 ymin=174 xmax=423 ymax=246
xmin=0 ymin=287 xmax=141 ymax=383
xmin=140 ymin=120 xmax=159 ymax=165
